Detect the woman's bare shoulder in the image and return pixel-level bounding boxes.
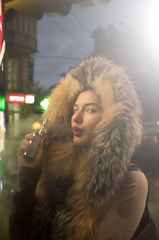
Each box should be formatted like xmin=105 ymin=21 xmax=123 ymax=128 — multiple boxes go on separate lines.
xmin=126 ymin=168 xmax=148 ymax=194
xmin=116 ymin=168 xmax=148 ymax=220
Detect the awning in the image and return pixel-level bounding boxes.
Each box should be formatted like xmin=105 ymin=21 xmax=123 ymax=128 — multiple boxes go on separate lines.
xmin=4 ymin=0 xmax=111 ymax=20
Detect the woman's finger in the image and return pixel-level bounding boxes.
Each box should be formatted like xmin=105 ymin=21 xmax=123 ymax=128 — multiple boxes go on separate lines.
xmin=25 ymin=133 xmax=35 ymax=141
xmin=18 ymin=139 xmax=32 ymax=155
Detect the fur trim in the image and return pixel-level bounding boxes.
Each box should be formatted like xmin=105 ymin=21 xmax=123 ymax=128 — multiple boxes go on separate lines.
xmin=36 ymin=57 xmax=143 ymax=239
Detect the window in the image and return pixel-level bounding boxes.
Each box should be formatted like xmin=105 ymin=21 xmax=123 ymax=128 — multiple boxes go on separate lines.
xmin=7 ymin=59 xmax=19 ymax=91
xmin=15 ymin=15 xmax=20 ymax=30
xmin=27 ymin=21 xmax=31 ymax=33
xmin=21 ymin=17 xmax=25 ymax=31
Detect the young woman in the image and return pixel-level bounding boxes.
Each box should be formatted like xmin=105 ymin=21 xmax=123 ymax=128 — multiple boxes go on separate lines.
xmin=9 ymin=57 xmax=158 ymax=240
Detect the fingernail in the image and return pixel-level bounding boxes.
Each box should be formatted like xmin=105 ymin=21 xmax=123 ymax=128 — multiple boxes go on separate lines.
xmin=29 ymin=140 xmax=32 ymax=144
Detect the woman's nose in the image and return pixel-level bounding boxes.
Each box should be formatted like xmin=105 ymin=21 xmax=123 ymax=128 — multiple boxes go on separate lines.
xmin=72 ymin=111 xmax=83 ymax=124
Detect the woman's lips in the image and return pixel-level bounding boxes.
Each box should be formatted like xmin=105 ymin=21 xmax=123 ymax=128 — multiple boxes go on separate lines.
xmin=73 ymin=127 xmax=83 ymax=136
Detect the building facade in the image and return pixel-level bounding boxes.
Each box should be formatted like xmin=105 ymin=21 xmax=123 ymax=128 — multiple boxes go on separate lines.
xmin=5 ymin=14 xmax=37 ymax=121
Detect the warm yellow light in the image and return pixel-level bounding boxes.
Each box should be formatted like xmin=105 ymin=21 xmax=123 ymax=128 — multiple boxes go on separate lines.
xmin=32 ymin=121 xmax=41 ymax=131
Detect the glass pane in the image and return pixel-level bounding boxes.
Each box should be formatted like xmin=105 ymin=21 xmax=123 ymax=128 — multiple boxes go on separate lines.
xmin=1 ymin=2 xmax=159 ymax=239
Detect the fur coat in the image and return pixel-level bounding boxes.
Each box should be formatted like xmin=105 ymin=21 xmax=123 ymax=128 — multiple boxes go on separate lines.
xmin=32 ymin=57 xmax=142 ymax=240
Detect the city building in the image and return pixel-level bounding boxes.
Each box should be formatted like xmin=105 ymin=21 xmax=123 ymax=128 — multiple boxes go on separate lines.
xmin=5 ymin=14 xmax=37 ymax=121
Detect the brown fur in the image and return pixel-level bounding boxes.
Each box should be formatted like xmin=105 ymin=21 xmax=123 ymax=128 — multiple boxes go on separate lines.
xmin=34 ymin=57 xmax=142 ymax=240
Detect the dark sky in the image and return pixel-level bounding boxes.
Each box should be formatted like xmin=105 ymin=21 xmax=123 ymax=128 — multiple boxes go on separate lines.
xmin=34 ymin=0 xmax=159 ymax=121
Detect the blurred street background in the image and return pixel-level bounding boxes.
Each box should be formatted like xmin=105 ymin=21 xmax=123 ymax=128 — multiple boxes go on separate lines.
xmin=0 ymin=113 xmax=41 ymax=240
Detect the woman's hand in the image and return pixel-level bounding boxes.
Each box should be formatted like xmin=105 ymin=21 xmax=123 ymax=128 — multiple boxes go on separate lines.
xmin=17 ymin=133 xmax=45 ymax=170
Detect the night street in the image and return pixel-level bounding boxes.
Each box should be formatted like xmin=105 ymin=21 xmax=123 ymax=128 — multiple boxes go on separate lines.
xmin=0 ymin=113 xmax=159 ymax=239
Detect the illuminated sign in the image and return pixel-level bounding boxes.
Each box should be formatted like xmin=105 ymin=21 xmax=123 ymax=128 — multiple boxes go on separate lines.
xmin=0 ymin=0 xmax=5 ymax=156
xmin=0 ymin=0 xmax=5 ymax=112
xmin=0 ymin=0 xmax=2 ymax=48
xmin=7 ymin=94 xmax=35 ymax=104
xmin=40 ymin=97 xmax=49 ymax=111
xmin=7 ymin=94 xmax=25 ymax=103
xmin=0 ymin=111 xmax=5 ymax=153
xmin=25 ymin=95 xmax=35 ymax=104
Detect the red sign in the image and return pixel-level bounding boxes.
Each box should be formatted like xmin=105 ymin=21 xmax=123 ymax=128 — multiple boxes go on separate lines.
xmin=7 ymin=94 xmax=25 ymax=103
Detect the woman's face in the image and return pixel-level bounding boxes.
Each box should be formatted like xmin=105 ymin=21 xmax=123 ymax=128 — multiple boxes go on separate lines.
xmin=71 ymin=90 xmax=103 ymax=146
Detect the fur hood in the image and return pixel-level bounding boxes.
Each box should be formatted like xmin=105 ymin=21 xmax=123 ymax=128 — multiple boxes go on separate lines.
xmin=35 ymin=57 xmax=142 ymax=240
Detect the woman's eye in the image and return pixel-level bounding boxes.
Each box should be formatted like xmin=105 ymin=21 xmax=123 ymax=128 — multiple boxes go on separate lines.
xmin=73 ymin=108 xmax=78 ymax=113
xmin=87 ymin=108 xmax=96 ymax=113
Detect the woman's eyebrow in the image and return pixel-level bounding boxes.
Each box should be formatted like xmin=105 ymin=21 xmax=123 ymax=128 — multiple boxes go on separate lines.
xmin=85 ymin=103 xmax=98 ymax=106
xmin=74 ymin=103 xmax=98 ymax=107
xmin=73 ymin=103 xmax=98 ymax=108
xmin=73 ymin=104 xmax=78 ymax=107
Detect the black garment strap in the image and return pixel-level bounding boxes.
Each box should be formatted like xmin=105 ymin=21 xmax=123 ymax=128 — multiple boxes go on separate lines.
xmin=135 ymin=219 xmax=159 ymax=240
xmin=128 ymin=164 xmax=158 ymax=240
xmin=128 ymin=163 xmax=139 ymax=171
